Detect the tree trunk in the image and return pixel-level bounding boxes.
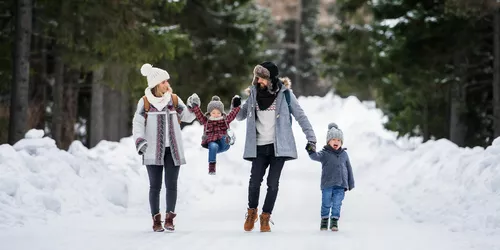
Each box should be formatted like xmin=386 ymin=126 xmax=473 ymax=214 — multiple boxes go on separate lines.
xmin=51 ymin=53 xmax=64 ymax=147
xmin=449 ymin=83 xmax=467 ymax=146
xmin=104 ymin=85 xmax=121 ymax=142
xmin=293 ymin=0 xmax=302 ymax=95
xmin=422 ymin=100 xmax=430 ymax=142
xmin=89 ymin=66 xmax=105 ymax=148
xmin=493 ymin=7 xmax=500 ymax=139
xmin=60 ymin=70 xmax=80 ymax=150
xmin=119 ymin=70 xmax=130 ymax=139
xmin=8 ymin=0 xmax=32 ymax=144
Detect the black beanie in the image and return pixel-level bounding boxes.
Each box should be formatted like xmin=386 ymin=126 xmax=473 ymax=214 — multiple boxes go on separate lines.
xmin=259 ymin=61 xmax=279 ymax=80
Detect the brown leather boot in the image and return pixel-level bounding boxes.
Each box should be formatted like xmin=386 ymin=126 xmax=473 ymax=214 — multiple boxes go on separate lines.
xmin=259 ymin=212 xmax=272 ymax=232
xmin=164 ymin=211 xmax=176 ymax=231
xmin=208 ymin=162 xmax=216 ymax=175
xmin=152 ymin=213 xmax=164 ymax=232
xmin=244 ymin=208 xmax=258 ymax=231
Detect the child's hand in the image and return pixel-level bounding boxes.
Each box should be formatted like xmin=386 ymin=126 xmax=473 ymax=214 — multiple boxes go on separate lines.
xmin=305 ymin=141 xmax=316 ymax=152
xmin=231 ymin=95 xmax=241 ymax=108
xmin=187 ymin=93 xmax=201 ymax=108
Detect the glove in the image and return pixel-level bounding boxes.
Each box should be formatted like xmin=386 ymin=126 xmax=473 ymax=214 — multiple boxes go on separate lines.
xmin=305 ymin=141 xmax=316 ymax=152
xmin=232 ymin=95 xmax=241 ymax=108
xmin=139 ymin=143 xmax=147 ymax=155
xmin=187 ymin=93 xmax=200 ymax=108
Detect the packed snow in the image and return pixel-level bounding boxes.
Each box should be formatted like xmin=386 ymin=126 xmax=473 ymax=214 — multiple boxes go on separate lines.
xmin=0 ymin=93 xmax=499 ymax=250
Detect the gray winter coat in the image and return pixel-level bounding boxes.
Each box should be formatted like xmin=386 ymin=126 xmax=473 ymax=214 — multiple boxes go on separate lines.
xmin=309 ymin=145 xmax=355 ymax=190
xmin=236 ymin=81 xmax=316 ymax=161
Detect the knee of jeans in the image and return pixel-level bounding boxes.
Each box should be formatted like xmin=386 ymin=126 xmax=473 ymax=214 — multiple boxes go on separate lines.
xmin=149 ymin=184 xmax=161 ymax=192
xmin=208 ymin=143 xmax=219 ymax=151
xmin=267 ymin=181 xmax=280 ymax=191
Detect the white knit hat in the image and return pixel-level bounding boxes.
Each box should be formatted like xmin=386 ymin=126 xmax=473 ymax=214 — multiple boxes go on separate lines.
xmin=140 ymin=63 xmax=170 ymax=89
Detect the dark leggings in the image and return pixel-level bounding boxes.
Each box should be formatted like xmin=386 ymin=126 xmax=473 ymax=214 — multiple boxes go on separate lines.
xmin=146 ymin=148 xmax=180 ymax=216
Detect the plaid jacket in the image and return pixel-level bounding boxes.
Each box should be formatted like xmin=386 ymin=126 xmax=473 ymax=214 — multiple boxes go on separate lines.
xmin=191 ymin=105 xmax=241 ymax=148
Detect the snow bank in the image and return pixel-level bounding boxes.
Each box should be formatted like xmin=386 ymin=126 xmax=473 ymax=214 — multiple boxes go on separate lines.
xmin=1 ymin=92 xmax=499 ymax=236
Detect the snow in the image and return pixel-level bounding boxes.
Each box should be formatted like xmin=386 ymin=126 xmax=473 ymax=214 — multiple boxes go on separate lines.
xmin=0 ymin=93 xmax=499 ymax=249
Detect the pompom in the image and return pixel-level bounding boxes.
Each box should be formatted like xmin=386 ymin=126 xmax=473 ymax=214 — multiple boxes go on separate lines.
xmin=140 ymin=63 xmax=153 ymax=76
xmin=328 ymin=123 xmax=338 ymax=130
xmin=211 ymin=96 xmax=221 ymax=101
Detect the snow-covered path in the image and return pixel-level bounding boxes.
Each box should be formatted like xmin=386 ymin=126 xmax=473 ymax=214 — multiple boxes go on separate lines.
xmin=1 ymin=157 xmax=496 ymax=250
xmin=1 ymin=94 xmax=499 ymax=250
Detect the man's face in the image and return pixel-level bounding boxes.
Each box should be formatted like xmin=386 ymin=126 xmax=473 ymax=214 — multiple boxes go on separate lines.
xmin=257 ymin=77 xmax=269 ymax=89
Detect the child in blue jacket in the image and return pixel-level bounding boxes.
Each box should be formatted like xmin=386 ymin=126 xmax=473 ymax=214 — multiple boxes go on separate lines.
xmin=306 ymin=123 xmax=355 ymax=231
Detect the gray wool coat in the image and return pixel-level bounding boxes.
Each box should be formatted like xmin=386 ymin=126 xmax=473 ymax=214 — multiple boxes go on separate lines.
xmin=236 ymin=82 xmax=316 ymax=161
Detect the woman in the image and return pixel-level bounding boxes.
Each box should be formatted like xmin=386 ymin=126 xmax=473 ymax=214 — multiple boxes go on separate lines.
xmin=132 ymin=63 xmax=196 ymax=232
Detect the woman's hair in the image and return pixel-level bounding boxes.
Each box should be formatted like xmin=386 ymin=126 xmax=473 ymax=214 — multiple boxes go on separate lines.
xmin=152 ymin=81 xmax=173 ymax=97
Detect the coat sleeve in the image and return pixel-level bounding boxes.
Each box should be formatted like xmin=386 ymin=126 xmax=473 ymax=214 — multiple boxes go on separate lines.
xmin=308 ymin=149 xmax=324 ymax=162
xmin=190 ymin=105 xmax=208 ymax=125
xmin=132 ymin=98 xmax=147 ymax=154
xmin=346 ymin=154 xmax=355 ymax=190
xmin=236 ymin=99 xmax=249 ymax=121
xmin=288 ymin=91 xmax=317 ymax=143
xmin=176 ymin=96 xmax=196 ymax=123
xmin=226 ymin=106 xmax=241 ymax=124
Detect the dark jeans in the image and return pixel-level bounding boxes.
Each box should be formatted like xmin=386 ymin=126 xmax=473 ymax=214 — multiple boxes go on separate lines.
xmin=248 ymin=144 xmax=285 ymax=214
xmin=146 ymin=148 xmax=180 ymax=216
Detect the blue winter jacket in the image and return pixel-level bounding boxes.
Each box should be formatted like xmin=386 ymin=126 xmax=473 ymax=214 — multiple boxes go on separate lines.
xmin=308 ymin=145 xmax=355 ymax=190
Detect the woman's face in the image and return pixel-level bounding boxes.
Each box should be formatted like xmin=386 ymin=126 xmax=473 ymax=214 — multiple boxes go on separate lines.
xmin=154 ymin=80 xmax=170 ymax=96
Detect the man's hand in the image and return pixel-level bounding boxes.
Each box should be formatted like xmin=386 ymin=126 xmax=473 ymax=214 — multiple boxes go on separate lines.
xmin=232 ymin=95 xmax=241 ymax=108
xmin=305 ymin=141 xmax=316 ymax=152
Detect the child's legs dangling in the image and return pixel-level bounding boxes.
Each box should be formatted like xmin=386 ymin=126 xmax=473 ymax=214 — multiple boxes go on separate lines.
xmin=208 ymin=142 xmax=219 ymax=163
xmin=330 ymin=186 xmax=346 ymax=219
xmin=321 ymin=187 xmax=334 ymax=218
xmin=217 ymin=136 xmax=231 ymax=154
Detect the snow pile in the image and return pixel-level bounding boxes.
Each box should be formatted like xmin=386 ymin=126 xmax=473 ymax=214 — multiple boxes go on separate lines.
xmin=0 ymin=92 xmax=499 ymax=237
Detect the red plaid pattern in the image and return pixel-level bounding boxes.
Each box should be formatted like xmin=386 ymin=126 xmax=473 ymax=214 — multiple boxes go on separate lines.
xmin=191 ymin=105 xmax=241 ymax=147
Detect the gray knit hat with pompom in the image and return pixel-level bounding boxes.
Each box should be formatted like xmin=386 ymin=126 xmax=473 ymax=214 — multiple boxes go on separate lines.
xmin=207 ymin=96 xmax=224 ymax=114
xmin=326 ymin=123 xmax=343 ymax=144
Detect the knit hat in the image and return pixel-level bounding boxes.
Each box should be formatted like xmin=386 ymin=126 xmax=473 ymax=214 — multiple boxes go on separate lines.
xmin=140 ymin=63 xmax=170 ymax=89
xmin=207 ymin=96 xmax=224 ymax=114
xmin=326 ymin=123 xmax=343 ymax=144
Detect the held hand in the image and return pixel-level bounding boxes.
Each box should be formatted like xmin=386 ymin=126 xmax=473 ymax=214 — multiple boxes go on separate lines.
xmin=231 ymin=95 xmax=241 ymax=108
xmin=305 ymin=141 xmax=316 ymax=152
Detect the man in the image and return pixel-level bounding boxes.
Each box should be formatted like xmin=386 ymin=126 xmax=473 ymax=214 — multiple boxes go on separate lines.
xmin=235 ymin=61 xmax=317 ymax=232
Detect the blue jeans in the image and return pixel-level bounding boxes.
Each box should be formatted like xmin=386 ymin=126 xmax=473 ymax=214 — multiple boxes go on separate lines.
xmin=208 ymin=137 xmax=230 ymax=163
xmin=321 ymin=186 xmax=345 ymax=219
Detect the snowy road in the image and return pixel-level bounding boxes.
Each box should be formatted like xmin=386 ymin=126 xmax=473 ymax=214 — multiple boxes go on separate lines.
xmin=1 ymin=94 xmax=499 ymax=250
xmin=1 ymin=158 xmax=496 ymax=250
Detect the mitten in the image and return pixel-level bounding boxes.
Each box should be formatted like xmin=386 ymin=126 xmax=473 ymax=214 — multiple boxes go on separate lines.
xmin=139 ymin=143 xmax=147 ymax=155
xmin=305 ymin=141 xmax=316 ymax=152
xmin=187 ymin=93 xmax=201 ymax=108
xmin=231 ymin=95 xmax=241 ymax=108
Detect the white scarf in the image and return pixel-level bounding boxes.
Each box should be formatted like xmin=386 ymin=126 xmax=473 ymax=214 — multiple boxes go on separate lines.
xmin=144 ymin=87 xmax=171 ymax=111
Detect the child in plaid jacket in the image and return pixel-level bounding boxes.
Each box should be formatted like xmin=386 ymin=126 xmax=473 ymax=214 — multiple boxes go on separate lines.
xmin=187 ymin=94 xmax=241 ymax=175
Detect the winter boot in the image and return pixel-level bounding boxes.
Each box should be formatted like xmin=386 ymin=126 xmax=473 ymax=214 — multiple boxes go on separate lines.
xmin=209 ymin=162 xmax=216 ymax=175
xmin=244 ymin=208 xmax=258 ymax=231
xmin=259 ymin=212 xmax=272 ymax=232
xmin=152 ymin=213 xmax=164 ymax=232
xmin=320 ymin=218 xmax=328 ymax=231
xmin=164 ymin=211 xmax=176 ymax=231
xmin=330 ymin=218 xmax=339 ymax=231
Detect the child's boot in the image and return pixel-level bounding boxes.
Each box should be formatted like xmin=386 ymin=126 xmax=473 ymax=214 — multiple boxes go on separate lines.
xmin=208 ymin=162 xmax=216 ymax=175
xmin=330 ymin=217 xmax=339 ymax=231
xmin=320 ymin=218 xmax=328 ymax=231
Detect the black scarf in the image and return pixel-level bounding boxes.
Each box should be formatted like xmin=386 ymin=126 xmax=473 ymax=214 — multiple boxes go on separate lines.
xmin=256 ymin=79 xmax=281 ymax=110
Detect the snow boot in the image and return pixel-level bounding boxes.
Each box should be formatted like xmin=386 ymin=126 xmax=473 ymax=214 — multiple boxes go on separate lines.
xmin=244 ymin=208 xmax=258 ymax=231
xmin=209 ymin=162 xmax=216 ymax=175
xmin=320 ymin=218 xmax=328 ymax=231
xmin=152 ymin=213 xmax=164 ymax=232
xmin=164 ymin=211 xmax=176 ymax=231
xmin=259 ymin=212 xmax=272 ymax=232
xmin=330 ymin=218 xmax=339 ymax=231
